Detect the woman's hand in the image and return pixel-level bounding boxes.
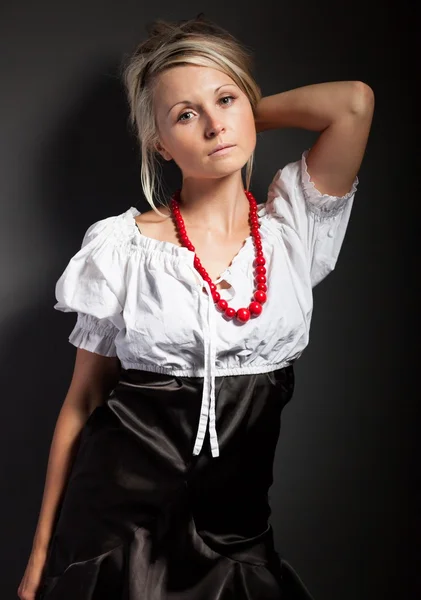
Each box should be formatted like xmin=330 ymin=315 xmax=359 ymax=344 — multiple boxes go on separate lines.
xmin=17 ymin=547 xmax=48 ymax=600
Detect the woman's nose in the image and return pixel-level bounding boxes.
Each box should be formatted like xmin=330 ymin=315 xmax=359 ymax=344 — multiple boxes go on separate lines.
xmin=205 ymin=116 xmax=225 ymax=139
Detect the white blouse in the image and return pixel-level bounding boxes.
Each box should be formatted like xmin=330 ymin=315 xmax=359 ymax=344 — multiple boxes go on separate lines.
xmin=54 ymin=149 xmax=358 ymax=458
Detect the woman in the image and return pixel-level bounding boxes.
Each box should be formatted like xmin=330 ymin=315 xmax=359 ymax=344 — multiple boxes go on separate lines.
xmin=18 ymin=15 xmax=374 ymax=600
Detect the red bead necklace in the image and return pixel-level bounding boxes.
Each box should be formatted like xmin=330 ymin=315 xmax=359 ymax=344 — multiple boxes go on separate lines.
xmin=170 ymin=189 xmax=267 ymax=324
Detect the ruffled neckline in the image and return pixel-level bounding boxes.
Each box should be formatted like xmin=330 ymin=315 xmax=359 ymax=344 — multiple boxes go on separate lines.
xmin=122 ymin=203 xmax=269 ymax=263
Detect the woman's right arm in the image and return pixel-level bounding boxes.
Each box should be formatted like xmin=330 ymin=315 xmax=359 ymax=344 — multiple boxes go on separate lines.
xmin=18 ymin=348 xmax=121 ymax=600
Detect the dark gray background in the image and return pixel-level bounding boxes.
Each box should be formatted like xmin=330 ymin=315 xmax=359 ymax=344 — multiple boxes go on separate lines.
xmin=1 ymin=1 xmax=418 ymax=599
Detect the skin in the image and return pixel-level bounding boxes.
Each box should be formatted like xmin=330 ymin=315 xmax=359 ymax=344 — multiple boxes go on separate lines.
xmin=152 ymin=64 xmax=257 ymax=238
xmin=146 ymin=67 xmax=374 ymax=287
xmin=132 ymin=64 xmax=261 ymax=288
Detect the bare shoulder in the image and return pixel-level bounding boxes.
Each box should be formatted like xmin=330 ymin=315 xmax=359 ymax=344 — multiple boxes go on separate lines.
xmin=135 ymin=205 xmax=172 ymax=225
xmin=134 ymin=205 xmax=178 ymax=244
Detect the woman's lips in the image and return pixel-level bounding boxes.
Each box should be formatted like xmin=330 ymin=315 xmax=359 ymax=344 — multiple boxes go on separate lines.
xmin=209 ymin=145 xmax=236 ymax=156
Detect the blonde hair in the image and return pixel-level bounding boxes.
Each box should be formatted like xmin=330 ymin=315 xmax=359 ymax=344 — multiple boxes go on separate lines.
xmin=120 ymin=14 xmax=262 ymax=217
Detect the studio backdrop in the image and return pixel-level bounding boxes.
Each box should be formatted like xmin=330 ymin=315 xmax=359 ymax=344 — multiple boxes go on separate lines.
xmin=0 ymin=1 xmax=417 ymax=599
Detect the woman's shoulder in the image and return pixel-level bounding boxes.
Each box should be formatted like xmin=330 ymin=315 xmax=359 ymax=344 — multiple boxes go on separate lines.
xmin=54 ymin=207 xmax=139 ymax=319
xmin=133 ymin=206 xmax=182 ymax=246
xmin=81 ymin=206 xmax=140 ymax=249
xmin=82 ymin=204 xmax=179 ymax=250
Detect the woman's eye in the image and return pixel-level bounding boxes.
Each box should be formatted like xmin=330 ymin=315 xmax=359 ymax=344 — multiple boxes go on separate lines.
xmin=178 ymin=111 xmax=194 ymax=122
xmin=219 ymin=95 xmax=235 ymax=105
xmin=177 ymin=96 xmax=236 ymax=123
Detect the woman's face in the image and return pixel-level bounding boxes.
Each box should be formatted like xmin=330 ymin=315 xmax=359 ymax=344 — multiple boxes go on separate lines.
xmin=153 ymin=65 xmax=256 ymax=180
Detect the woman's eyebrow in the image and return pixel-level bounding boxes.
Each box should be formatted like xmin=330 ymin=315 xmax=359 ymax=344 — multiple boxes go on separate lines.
xmin=166 ymin=83 xmax=237 ymax=115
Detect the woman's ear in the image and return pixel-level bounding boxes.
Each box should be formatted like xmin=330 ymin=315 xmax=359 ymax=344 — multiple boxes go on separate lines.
xmin=155 ymin=141 xmax=173 ymax=161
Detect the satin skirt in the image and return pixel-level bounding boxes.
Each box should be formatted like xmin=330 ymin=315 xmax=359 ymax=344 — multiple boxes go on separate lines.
xmin=37 ymin=366 xmax=315 ymax=600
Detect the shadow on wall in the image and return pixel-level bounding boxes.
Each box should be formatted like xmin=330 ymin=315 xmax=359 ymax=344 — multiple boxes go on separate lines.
xmin=1 ymin=56 xmax=184 ymax=600
xmin=40 ymin=56 xmax=183 ymax=262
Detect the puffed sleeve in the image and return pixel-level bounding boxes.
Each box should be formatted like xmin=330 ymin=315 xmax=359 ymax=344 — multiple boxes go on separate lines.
xmin=53 ymin=216 xmax=124 ymax=357
xmin=266 ymin=149 xmax=359 ymax=287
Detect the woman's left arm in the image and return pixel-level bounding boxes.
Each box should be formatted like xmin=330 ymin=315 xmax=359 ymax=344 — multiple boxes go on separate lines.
xmin=254 ymin=81 xmax=375 ymax=197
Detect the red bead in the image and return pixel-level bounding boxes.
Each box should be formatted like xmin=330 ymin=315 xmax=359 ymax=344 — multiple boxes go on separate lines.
xmin=170 ymin=188 xmax=268 ymax=324
xmin=236 ymin=308 xmax=250 ymax=322
xmin=249 ymin=301 xmax=263 ymax=315
xmin=254 ymin=290 xmax=267 ymax=304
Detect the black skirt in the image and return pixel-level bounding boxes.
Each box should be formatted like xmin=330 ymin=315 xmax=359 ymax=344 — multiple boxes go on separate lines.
xmin=37 ymin=366 xmax=315 ymax=600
